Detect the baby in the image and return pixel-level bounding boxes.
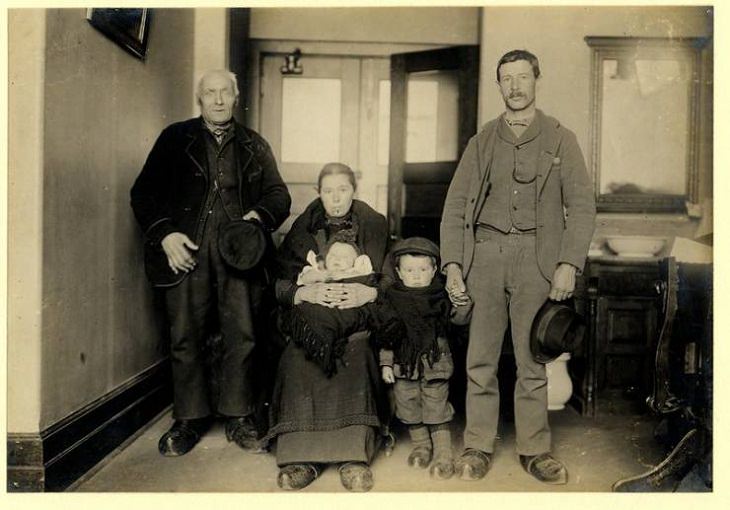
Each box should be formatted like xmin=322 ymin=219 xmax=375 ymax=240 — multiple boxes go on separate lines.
xmin=287 ymin=238 xmax=384 ymax=377
xmin=297 ymin=240 xmax=373 ymax=285
xmin=378 ymin=237 xmax=471 ymax=480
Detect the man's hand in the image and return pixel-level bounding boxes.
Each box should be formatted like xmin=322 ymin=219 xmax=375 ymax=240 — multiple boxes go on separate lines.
xmin=381 ymin=366 xmax=395 ymax=384
xmin=242 ymin=210 xmax=262 ymax=222
xmin=445 ymin=263 xmax=470 ymax=306
xmin=549 ymin=263 xmax=577 ymax=301
xmin=161 ymin=233 xmax=199 ymax=274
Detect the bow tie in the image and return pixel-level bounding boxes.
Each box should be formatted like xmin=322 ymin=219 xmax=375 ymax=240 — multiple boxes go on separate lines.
xmin=505 ymin=118 xmax=531 ymax=127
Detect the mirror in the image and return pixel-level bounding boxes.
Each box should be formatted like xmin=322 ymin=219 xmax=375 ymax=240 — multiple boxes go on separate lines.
xmin=585 ymin=36 xmax=707 ymax=213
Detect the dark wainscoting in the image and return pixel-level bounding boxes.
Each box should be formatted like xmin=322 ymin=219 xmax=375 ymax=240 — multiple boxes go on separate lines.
xmin=7 ymin=360 xmax=171 ymax=492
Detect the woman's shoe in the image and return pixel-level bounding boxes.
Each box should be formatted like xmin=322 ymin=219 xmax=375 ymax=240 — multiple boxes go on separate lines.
xmin=277 ymin=463 xmax=320 ymax=490
xmin=339 ymin=462 xmax=374 ymax=492
xmin=407 ymin=446 xmax=433 ymax=468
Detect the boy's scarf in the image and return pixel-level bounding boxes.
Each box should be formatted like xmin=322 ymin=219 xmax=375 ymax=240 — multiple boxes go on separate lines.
xmin=384 ymin=278 xmax=451 ymax=378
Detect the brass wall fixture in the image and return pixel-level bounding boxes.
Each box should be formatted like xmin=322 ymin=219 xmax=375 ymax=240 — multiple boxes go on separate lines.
xmin=281 ymin=48 xmax=303 ymax=75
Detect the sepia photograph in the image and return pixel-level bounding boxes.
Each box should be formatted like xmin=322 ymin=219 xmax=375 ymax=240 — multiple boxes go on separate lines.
xmin=4 ymin=0 xmax=721 ymax=502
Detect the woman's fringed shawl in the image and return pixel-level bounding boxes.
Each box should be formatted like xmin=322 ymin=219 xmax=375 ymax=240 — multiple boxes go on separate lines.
xmin=380 ymin=279 xmax=451 ymax=379
xmin=286 ymin=273 xmax=378 ymax=377
xmin=287 ymin=306 xmax=348 ymax=378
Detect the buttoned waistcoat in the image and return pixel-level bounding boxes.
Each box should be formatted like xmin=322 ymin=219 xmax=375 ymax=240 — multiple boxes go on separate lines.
xmin=440 ymin=110 xmax=596 ymax=281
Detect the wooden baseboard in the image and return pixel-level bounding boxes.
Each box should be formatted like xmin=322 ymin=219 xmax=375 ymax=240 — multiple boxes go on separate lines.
xmin=7 ymin=434 xmax=44 ymax=491
xmin=7 ymin=360 xmax=171 ymax=492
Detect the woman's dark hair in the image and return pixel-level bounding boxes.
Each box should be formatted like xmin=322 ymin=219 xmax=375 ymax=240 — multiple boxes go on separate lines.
xmin=496 ymin=49 xmax=541 ymax=82
xmin=317 ymin=162 xmax=357 ymax=192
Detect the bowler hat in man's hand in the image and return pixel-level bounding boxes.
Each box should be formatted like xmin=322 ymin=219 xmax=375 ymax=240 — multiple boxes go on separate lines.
xmin=217 ymin=219 xmax=268 ymax=272
xmin=530 ymin=300 xmax=586 ymax=363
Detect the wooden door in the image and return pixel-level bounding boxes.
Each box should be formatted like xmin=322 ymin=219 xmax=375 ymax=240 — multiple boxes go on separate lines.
xmin=259 ymin=53 xmax=390 ymax=241
xmin=260 ymin=55 xmax=360 ymax=237
xmin=387 ymin=46 xmax=479 ymax=243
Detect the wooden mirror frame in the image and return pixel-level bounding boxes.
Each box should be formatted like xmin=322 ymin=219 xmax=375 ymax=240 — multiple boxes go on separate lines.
xmin=585 ymin=36 xmax=707 ymax=213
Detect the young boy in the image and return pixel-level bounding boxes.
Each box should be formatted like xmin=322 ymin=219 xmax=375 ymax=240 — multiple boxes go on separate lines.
xmin=379 ymin=237 xmax=471 ymax=480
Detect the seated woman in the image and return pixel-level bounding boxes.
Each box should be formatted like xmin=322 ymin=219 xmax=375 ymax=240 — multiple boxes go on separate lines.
xmin=266 ymin=162 xmax=390 ymax=492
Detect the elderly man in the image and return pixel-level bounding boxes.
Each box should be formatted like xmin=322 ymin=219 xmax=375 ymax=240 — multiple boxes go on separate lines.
xmin=440 ymin=50 xmax=595 ymax=484
xmin=131 ymin=69 xmax=291 ymax=456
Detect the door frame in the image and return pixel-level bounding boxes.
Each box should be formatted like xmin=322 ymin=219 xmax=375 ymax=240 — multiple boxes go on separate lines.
xmin=387 ymin=45 xmax=480 ymax=240
xmin=244 ymin=40 xmax=445 ymax=132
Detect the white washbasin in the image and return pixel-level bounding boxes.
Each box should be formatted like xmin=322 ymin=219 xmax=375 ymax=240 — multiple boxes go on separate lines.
xmin=605 ymin=236 xmax=666 ymax=258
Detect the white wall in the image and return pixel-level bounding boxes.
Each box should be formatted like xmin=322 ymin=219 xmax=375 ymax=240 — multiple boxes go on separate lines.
xmin=8 ymin=6 xmax=240 ymax=433
xmin=7 ymin=9 xmax=46 ymax=434
xmin=250 ymin=7 xmax=479 ymax=45
xmin=191 ymin=9 xmax=229 ymax=113
xmin=37 ymin=8 xmax=196 ymax=428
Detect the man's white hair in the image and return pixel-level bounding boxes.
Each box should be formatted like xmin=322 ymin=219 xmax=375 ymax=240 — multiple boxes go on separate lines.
xmin=196 ymin=69 xmax=240 ymax=99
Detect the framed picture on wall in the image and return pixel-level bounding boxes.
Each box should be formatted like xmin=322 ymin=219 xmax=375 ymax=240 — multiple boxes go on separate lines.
xmin=86 ymin=8 xmax=151 ymax=60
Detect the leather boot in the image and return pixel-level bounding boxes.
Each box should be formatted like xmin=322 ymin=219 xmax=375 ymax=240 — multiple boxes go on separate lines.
xmin=158 ymin=417 xmax=211 ymax=457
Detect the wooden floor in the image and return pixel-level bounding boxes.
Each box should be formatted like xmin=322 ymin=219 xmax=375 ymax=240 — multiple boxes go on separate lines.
xmin=73 ymin=404 xmax=666 ymax=493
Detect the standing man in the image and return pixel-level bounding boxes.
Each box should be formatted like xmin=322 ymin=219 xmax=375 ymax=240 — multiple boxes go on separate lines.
xmin=440 ymin=50 xmax=595 ymax=484
xmin=131 ymin=69 xmax=291 ymax=456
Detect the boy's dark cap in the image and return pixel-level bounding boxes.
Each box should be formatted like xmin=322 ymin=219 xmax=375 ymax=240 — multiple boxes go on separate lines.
xmin=391 ymin=237 xmax=441 ymax=260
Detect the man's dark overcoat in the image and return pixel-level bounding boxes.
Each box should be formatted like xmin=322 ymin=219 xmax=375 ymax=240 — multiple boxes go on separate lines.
xmin=131 ymin=117 xmax=291 ymax=287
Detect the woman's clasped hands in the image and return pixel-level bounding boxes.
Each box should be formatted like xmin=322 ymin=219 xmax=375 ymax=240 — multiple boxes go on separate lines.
xmin=295 ymin=282 xmax=377 ymax=309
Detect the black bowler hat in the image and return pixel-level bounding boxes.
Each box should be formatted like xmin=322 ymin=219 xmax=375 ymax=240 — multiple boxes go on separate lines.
xmin=530 ymin=300 xmax=586 ymax=364
xmin=217 ymin=219 xmax=268 ymax=272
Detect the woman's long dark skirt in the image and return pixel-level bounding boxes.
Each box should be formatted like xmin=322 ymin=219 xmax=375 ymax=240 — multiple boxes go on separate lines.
xmin=267 ymin=331 xmax=387 ymax=466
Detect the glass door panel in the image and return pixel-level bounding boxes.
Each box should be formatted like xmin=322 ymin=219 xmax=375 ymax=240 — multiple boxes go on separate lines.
xmin=260 ymin=54 xmax=361 ymax=237
xmin=280 ymin=78 xmax=342 ymax=164
xmin=388 ymin=46 xmax=479 ymax=242
xmin=405 ymin=70 xmax=460 ymax=164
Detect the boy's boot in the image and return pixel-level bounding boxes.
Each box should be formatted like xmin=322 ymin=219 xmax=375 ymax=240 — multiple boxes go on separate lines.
xmin=429 ymin=423 xmax=455 ymax=479
xmin=407 ymin=424 xmax=433 ymax=468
